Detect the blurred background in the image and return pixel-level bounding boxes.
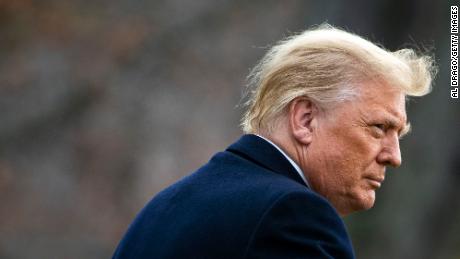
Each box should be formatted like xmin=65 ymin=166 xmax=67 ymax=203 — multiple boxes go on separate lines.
xmin=0 ymin=0 xmax=458 ymax=258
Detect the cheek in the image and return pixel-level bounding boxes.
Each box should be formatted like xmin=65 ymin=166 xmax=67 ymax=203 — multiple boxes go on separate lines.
xmin=314 ymin=142 xmax=360 ymax=193
xmin=312 ymin=123 xmax=382 ymax=212
xmin=338 ymin=129 xmax=381 ymax=165
xmin=325 ymin=132 xmax=375 ymax=170
xmin=310 ymin=124 xmax=380 ymax=187
xmin=320 ymin=131 xmax=381 ymax=189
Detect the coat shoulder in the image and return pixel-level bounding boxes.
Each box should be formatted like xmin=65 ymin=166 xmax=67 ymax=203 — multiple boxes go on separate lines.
xmin=112 ymin=150 xmax=353 ymax=259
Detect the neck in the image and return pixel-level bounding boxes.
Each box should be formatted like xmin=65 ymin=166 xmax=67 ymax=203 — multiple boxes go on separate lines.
xmin=256 ymin=125 xmax=306 ymax=176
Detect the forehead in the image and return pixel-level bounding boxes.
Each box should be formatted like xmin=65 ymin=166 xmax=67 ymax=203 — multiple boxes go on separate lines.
xmin=355 ymin=80 xmax=407 ymax=120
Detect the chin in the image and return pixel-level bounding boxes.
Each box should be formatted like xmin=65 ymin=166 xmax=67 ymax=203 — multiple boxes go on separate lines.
xmin=350 ymin=190 xmax=376 ymax=213
xmin=359 ymin=190 xmax=376 ymax=210
xmin=336 ymin=190 xmax=376 ymax=216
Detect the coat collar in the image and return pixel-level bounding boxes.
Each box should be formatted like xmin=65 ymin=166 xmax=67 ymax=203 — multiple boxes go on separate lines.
xmin=226 ymin=134 xmax=308 ymax=188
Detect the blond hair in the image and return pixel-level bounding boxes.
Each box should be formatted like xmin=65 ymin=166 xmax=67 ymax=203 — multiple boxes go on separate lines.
xmin=240 ymin=24 xmax=437 ymax=133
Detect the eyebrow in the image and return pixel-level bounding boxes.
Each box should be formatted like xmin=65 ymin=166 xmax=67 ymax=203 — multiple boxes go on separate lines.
xmin=384 ymin=118 xmax=411 ymax=138
xmin=399 ymin=122 xmax=411 ymax=138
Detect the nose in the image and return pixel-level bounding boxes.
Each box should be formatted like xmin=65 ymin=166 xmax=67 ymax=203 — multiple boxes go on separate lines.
xmin=377 ymin=134 xmax=402 ymax=168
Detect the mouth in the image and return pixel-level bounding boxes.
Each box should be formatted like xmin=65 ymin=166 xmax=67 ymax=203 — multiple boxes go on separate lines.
xmin=365 ymin=176 xmax=384 ymax=188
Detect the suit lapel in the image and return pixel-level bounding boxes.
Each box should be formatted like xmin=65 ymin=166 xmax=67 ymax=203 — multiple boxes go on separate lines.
xmin=226 ymin=134 xmax=308 ymax=188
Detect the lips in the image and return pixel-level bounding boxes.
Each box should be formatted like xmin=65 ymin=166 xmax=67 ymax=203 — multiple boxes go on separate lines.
xmin=365 ymin=176 xmax=384 ymax=188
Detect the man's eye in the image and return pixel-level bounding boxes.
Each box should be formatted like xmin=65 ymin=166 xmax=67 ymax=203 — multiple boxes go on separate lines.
xmin=374 ymin=124 xmax=385 ymax=130
xmin=372 ymin=124 xmax=386 ymax=134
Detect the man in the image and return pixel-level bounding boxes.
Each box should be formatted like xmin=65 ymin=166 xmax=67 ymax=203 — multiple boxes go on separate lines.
xmin=113 ymin=24 xmax=436 ymax=258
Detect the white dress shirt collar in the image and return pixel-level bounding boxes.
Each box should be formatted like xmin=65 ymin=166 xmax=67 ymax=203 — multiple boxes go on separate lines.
xmin=255 ymin=134 xmax=310 ymax=188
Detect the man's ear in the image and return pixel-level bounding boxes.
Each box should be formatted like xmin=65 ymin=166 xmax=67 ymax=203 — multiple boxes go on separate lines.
xmin=288 ymin=97 xmax=317 ymax=145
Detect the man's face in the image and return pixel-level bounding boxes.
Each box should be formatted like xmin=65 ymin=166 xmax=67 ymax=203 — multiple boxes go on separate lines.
xmin=305 ymin=81 xmax=408 ymax=216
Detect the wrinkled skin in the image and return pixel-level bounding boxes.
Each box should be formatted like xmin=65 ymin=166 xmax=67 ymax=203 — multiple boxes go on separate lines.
xmin=268 ymin=81 xmax=409 ymax=216
xmin=303 ymin=82 xmax=408 ymax=215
